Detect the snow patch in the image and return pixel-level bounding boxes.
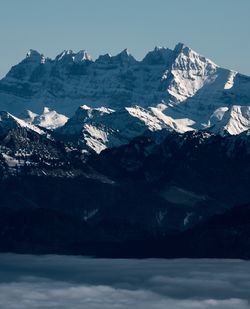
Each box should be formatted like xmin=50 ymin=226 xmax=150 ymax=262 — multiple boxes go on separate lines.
xmin=224 ymin=71 xmax=237 ymax=90
xmin=184 ymin=212 xmax=193 ymax=226
xmin=2 ymin=153 xmax=24 ymax=167
xmin=83 ymin=209 xmax=99 ymax=221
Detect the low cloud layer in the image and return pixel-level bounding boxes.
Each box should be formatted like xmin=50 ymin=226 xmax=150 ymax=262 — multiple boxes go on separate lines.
xmin=0 ymin=254 xmax=249 ymax=309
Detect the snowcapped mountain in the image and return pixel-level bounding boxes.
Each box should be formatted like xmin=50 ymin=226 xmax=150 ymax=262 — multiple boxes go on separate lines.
xmin=0 ymin=114 xmax=88 ymax=177
xmin=1 ymin=43 xmax=250 ymax=258
xmin=57 ymin=104 xmax=194 ymax=153
xmin=209 ymin=105 xmax=250 ymax=135
xmin=0 ymin=43 xmax=249 ymax=114
xmin=19 ymin=107 xmax=68 ymax=130
xmin=0 ymin=111 xmax=45 ymax=135
xmin=0 ymin=43 xmax=250 ymax=153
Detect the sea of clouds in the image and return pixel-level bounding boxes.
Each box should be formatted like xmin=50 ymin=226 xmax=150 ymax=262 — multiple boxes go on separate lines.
xmin=0 ymin=254 xmax=249 ymax=309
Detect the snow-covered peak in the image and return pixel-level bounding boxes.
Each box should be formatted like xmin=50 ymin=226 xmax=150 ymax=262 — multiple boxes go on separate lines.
xmin=173 ymin=42 xmax=218 ymax=70
xmin=55 ymin=49 xmax=92 ymax=63
xmin=173 ymin=42 xmax=201 ymax=58
xmin=57 ymin=104 xmax=197 ymax=153
xmin=73 ymin=50 xmax=92 ymax=62
xmin=26 ymin=49 xmax=42 ymax=59
xmin=56 ymin=49 xmax=74 ymax=61
xmin=142 ymin=46 xmax=174 ymax=65
xmin=0 ymin=111 xmax=45 ymax=135
xmin=166 ymin=43 xmax=219 ymax=103
xmin=37 ymin=108 xmax=68 ymax=130
xmin=209 ymin=105 xmax=250 ymax=135
xmin=0 ymin=43 xmax=250 ymax=139
xmin=26 ymin=49 xmax=46 ymax=64
xmin=20 ymin=108 xmax=68 ymax=130
xmin=58 ymin=105 xmax=114 ymax=136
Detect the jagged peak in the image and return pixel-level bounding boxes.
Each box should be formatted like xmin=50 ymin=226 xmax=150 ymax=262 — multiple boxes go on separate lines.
xmin=18 ymin=108 xmax=68 ymax=130
xmin=95 ymin=53 xmax=112 ymax=64
xmin=112 ymin=49 xmax=137 ymax=64
xmin=96 ymin=50 xmax=136 ymax=64
xmin=25 ymin=49 xmax=46 ymax=64
xmin=173 ymin=42 xmax=202 ymax=58
xmin=119 ymin=48 xmax=130 ymax=56
xmin=153 ymin=46 xmax=172 ymax=52
xmin=174 ymin=42 xmax=187 ymax=52
xmin=55 ymin=50 xmax=74 ymax=61
xmin=26 ymin=49 xmax=42 ymax=58
xmin=22 ymin=44 xmax=218 ymax=68
xmin=56 ymin=49 xmax=72 ymax=58
xmin=173 ymin=42 xmax=218 ymax=67
xmin=142 ymin=46 xmax=174 ymax=65
xmin=73 ymin=50 xmax=92 ymax=62
xmin=0 ymin=110 xmax=45 ymax=135
xmin=55 ymin=49 xmax=92 ymax=63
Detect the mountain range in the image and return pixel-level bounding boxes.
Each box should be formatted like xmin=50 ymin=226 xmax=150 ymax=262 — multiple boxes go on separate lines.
xmin=0 ymin=43 xmax=250 ymax=258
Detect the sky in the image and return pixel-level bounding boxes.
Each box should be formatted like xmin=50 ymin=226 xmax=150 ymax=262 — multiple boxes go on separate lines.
xmin=0 ymin=0 xmax=250 ymax=77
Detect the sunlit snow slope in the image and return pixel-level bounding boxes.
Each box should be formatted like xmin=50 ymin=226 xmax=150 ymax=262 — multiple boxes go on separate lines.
xmin=0 ymin=43 xmax=250 ymax=152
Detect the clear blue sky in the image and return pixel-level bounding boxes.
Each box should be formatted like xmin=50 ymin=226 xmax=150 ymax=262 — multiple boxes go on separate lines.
xmin=0 ymin=0 xmax=250 ymax=77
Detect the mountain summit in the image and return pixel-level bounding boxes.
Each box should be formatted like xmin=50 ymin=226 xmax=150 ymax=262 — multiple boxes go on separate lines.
xmin=0 ymin=45 xmax=250 ymax=258
xmin=0 ymin=42 xmax=249 ymax=151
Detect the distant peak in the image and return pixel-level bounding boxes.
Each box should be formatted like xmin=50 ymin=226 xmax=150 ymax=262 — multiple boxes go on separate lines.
xmin=73 ymin=50 xmax=92 ymax=63
xmin=56 ymin=50 xmax=74 ymax=61
xmin=95 ymin=53 xmax=112 ymax=64
xmin=120 ymin=48 xmax=130 ymax=55
xmin=26 ymin=49 xmax=42 ymax=58
xmin=26 ymin=49 xmax=45 ymax=63
xmin=173 ymin=42 xmax=207 ymax=58
xmin=56 ymin=49 xmax=92 ymax=62
xmin=174 ymin=42 xmax=185 ymax=50
xmin=173 ymin=42 xmax=218 ymax=67
xmin=154 ymin=46 xmax=163 ymax=51
xmin=113 ymin=49 xmax=137 ymax=64
xmin=142 ymin=46 xmax=174 ymax=65
xmin=115 ymin=48 xmax=131 ymax=58
xmin=174 ymin=42 xmax=192 ymax=54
